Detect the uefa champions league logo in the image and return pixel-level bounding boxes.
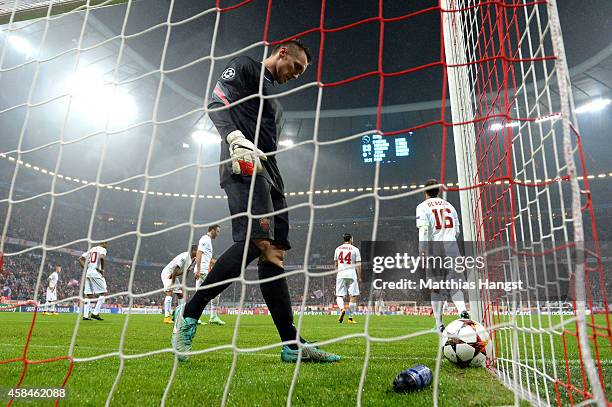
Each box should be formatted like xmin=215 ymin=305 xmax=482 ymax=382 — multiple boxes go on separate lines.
xmin=222 ymin=67 xmax=235 ymax=80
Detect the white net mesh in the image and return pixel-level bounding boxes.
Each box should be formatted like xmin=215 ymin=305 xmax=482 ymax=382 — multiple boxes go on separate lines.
xmin=0 ymin=1 xmax=609 ymax=406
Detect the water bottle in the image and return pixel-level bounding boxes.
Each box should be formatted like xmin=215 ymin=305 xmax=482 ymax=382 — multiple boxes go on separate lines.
xmin=392 ymin=364 xmax=433 ymax=393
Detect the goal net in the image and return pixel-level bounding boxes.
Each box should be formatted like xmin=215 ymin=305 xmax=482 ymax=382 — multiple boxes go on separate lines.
xmin=0 ymin=0 xmax=609 ymax=406
xmin=441 ymin=0 xmax=609 ymax=405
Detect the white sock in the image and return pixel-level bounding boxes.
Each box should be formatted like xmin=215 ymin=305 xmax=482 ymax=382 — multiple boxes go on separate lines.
xmin=83 ymin=300 xmax=91 ymax=317
xmin=50 ymin=303 xmax=56 ymax=313
xmin=431 ymin=292 xmax=443 ymax=328
xmin=164 ymin=296 xmax=172 ymax=317
xmin=336 ymin=296 xmax=345 ymax=312
xmin=376 ymin=300 xmax=385 ymax=315
xmin=348 ymin=302 xmax=357 ymax=318
xmin=210 ymin=296 xmax=219 ymax=318
xmin=450 ymin=290 xmax=466 ymax=315
xmin=93 ymin=296 xmax=105 ymax=315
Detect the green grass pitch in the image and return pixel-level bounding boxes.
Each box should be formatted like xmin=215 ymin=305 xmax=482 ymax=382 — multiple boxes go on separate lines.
xmin=0 ymin=313 xmax=609 ymax=406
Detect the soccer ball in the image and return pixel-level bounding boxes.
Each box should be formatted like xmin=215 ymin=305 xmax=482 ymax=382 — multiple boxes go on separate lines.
xmin=442 ymin=319 xmax=490 ymax=368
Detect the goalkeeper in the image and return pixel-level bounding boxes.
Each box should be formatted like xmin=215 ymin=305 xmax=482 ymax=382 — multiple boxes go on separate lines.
xmin=173 ymin=40 xmax=340 ymax=363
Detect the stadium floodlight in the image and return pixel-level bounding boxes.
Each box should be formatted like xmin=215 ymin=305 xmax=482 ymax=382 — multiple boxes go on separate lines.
xmin=65 ymin=70 xmax=137 ymax=123
xmin=191 ymin=114 xmax=222 ymax=145
xmin=575 ymin=98 xmax=611 ymax=114
xmin=278 ymin=139 xmax=294 ymax=147
xmin=489 ymin=121 xmax=520 ymax=131
xmin=191 ymin=129 xmax=221 ymax=145
xmin=7 ymin=35 xmax=33 ymax=57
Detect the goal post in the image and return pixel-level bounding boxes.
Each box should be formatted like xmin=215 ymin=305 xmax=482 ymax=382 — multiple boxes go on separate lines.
xmin=440 ymin=0 xmax=484 ymax=325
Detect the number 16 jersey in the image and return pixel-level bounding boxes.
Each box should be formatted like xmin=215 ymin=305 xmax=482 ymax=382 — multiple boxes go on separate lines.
xmin=416 ymin=198 xmax=460 ymax=242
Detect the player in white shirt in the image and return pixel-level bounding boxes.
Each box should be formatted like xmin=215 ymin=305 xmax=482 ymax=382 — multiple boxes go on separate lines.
xmin=195 ymin=225 xmax=225 ymax=325
xmin=161 ymin=245 xmax=198 ymax=324
xmin=43 ymin=265 xmax=61 ymax=315
xmin=79 ymin=242 xmax=108 ymax=321
xmin=416 ymin=179 xmax=469 ymax=332
xmin=334 ymin=233 xmax=362 ymax=324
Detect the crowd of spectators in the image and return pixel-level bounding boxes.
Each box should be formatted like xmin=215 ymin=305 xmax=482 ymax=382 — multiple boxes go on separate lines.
xmin=2 ymin=197 xmax=611 ymax=309
xmin=0 ymin=190 xmax=428 ymax=266
xmin=0 ymin=220 xmax=417 ymax=308
xmin=0 ymin=244 xmax=373 ymax=307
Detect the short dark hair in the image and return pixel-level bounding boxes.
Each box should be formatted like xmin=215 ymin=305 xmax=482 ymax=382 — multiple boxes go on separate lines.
xmin=208 ymin=224 xmax=220 ymax=232
xmin=190 ymin=244 xmax=198 ymax=253
xmin=424 ymin=179 xmax=440 ymax=197
xmin=272 ymin=39 xmax=312 ymax=64
xmin=343 ymin=233 xmax=352 ymax=243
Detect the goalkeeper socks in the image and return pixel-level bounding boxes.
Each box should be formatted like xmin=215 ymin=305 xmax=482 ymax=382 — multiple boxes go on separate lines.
xmin=93 ymin=296 xmax=105 ymax=315
xmin=258 ymin=260 xmax=303 ymax=349
xmin=450 ymin=290 xmax=467 ymax=315
xmin=83 ymin=300 xmax=91 ymax=317
xmin=348 ymin=302 xmax=357 ymax=318
xmin=184 ymin=241 xmax=260 ymax=320
xmin=336 ymin=296 xmax=344 ymax=312
xmin=431 ymin=292 xmax=443 ymax=328
xmin=164 ymin=295 xmax=172 ymax=317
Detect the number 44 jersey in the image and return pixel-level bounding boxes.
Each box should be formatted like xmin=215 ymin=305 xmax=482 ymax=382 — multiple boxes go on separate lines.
xmin=334 ymin=243 xmax=361 ymax=280
xmin=416 ymin=198 xmax=461 ymax=242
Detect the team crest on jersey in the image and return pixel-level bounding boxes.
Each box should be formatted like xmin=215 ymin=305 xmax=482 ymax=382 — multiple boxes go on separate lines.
xmin=221 ymin=67 xmax=235 ymax=80
xmin=259 ymin=217 xmax=270 ymax=232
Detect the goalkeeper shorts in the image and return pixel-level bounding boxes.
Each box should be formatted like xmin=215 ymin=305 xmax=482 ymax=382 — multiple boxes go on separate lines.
xmin=224 ymin=175 xmax=290 ymax=250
